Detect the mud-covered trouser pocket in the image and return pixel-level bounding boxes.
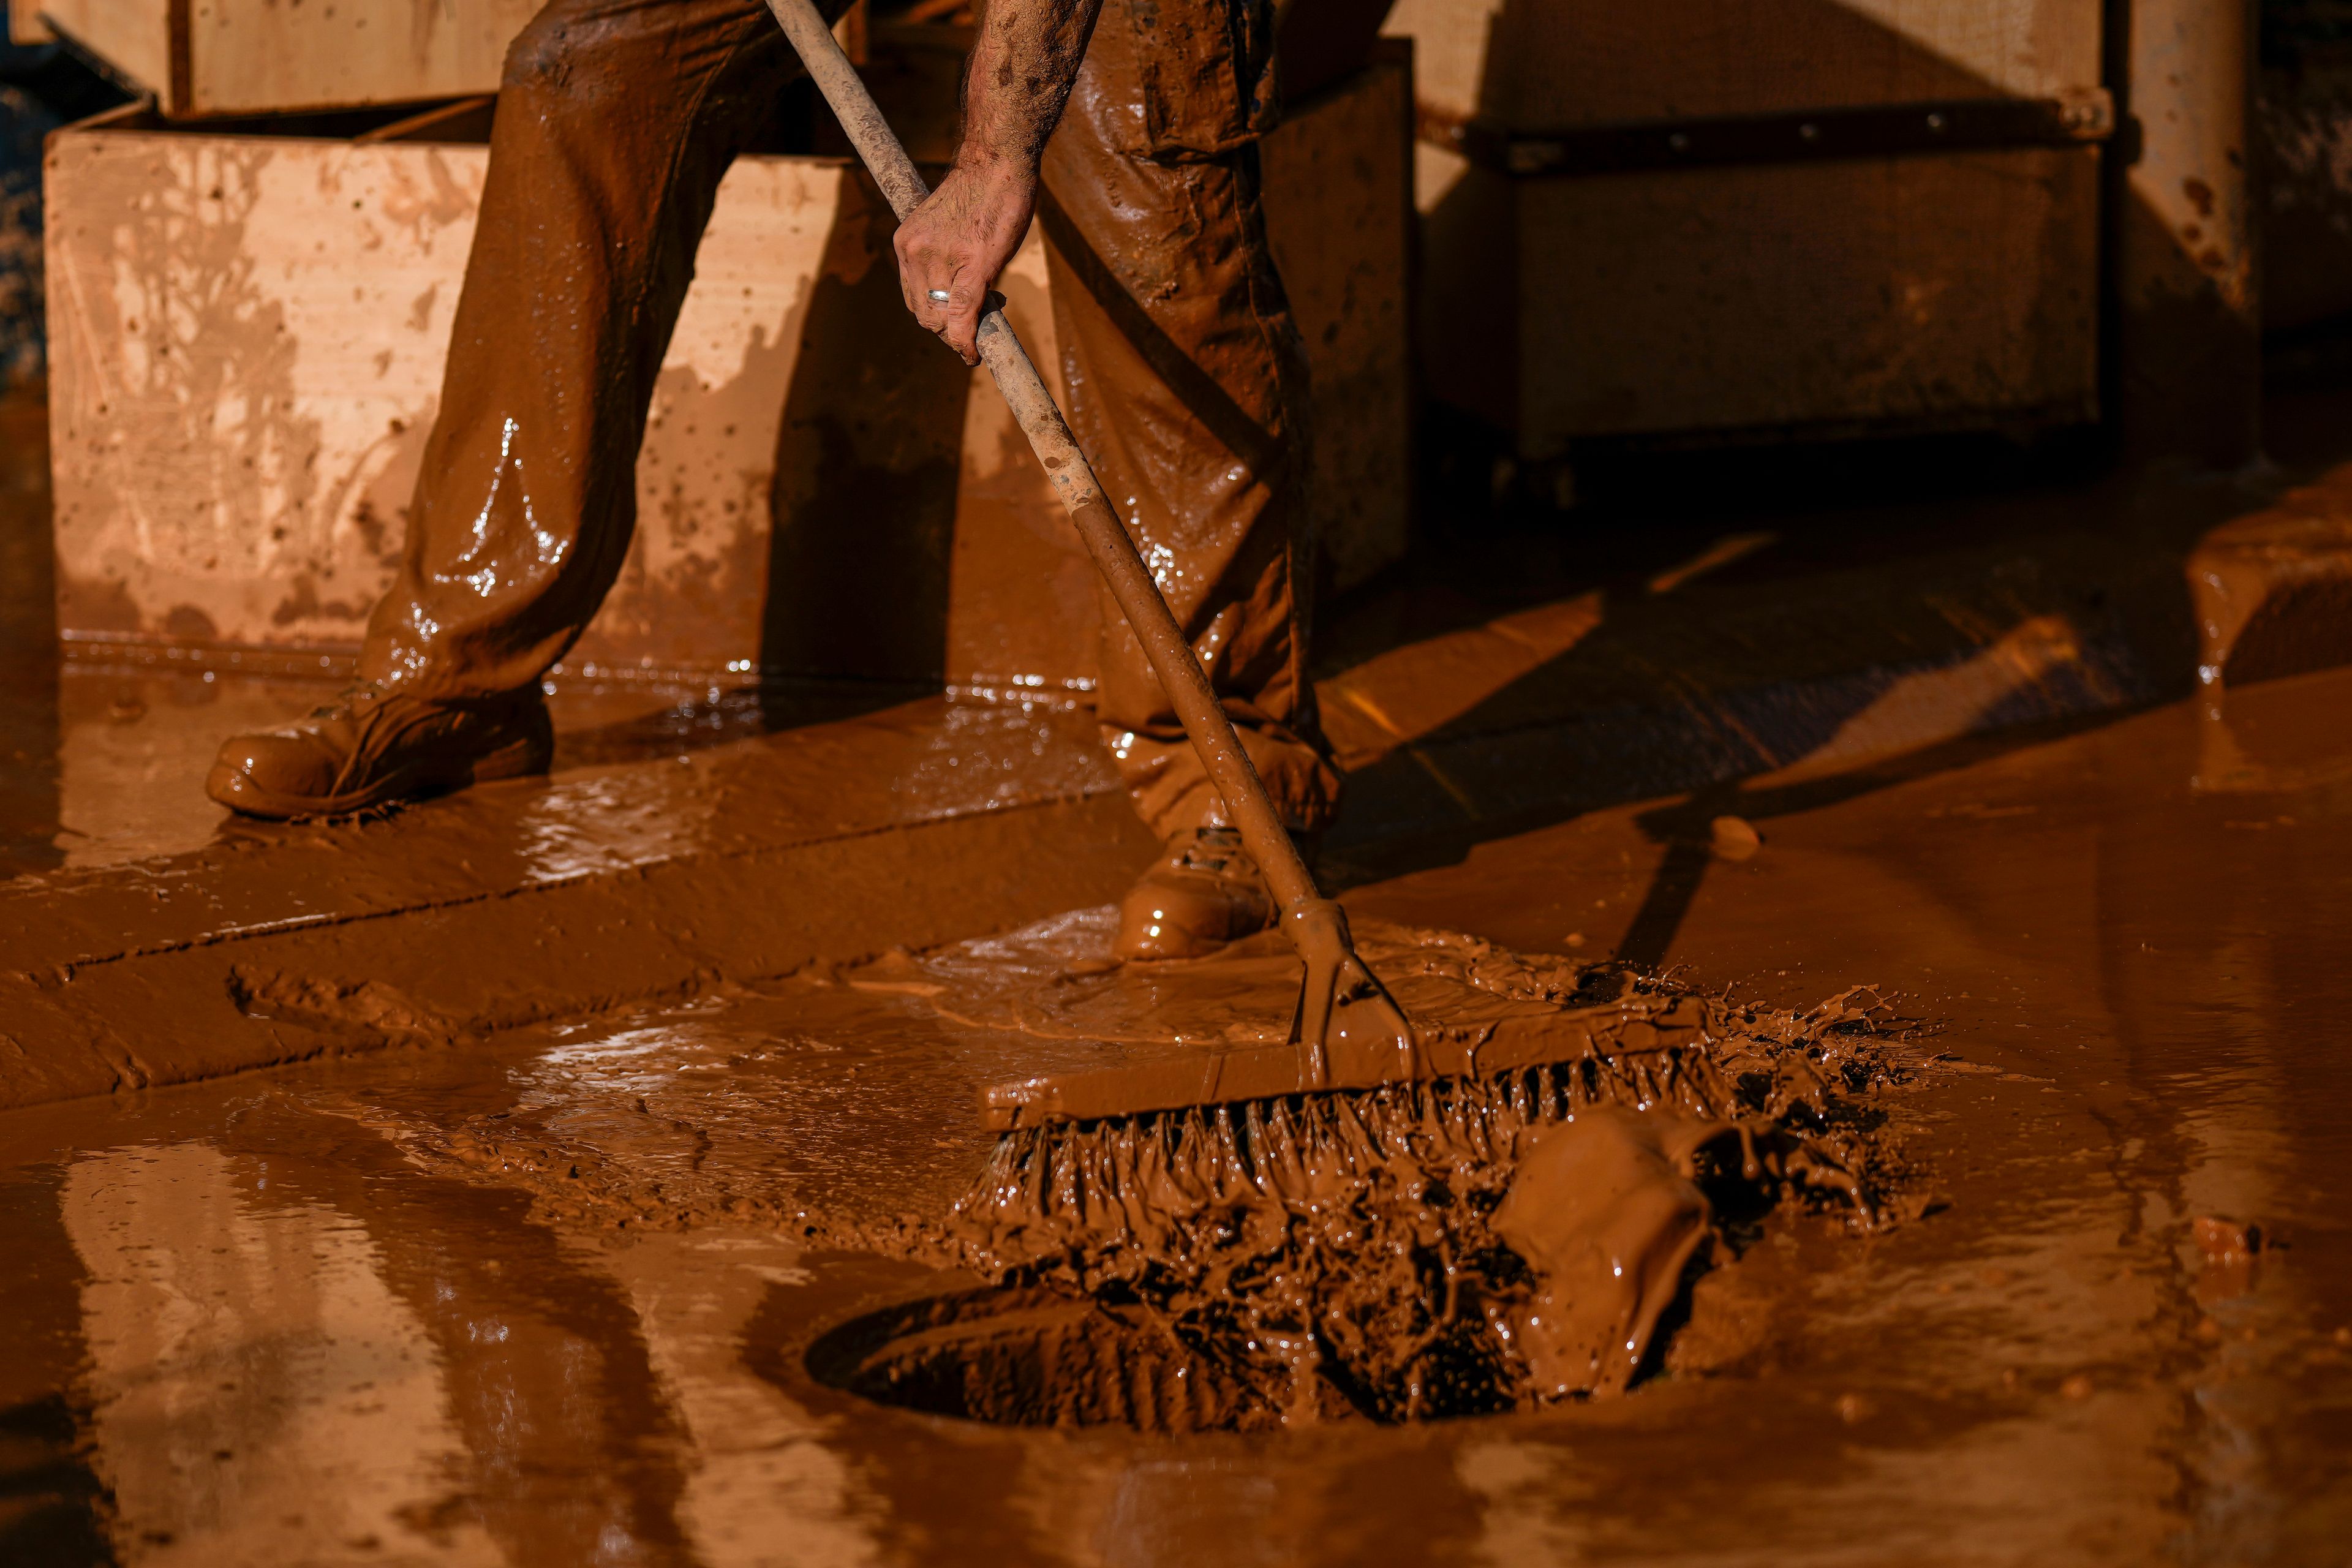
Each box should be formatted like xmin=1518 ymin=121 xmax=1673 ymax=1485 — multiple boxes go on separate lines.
xmin=1123 ymin=0 xmax=1276 ymax=159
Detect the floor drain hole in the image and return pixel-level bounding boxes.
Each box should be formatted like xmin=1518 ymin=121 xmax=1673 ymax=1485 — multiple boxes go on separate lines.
xmin=806 ymin=1286 xmax=1334 ymax=1434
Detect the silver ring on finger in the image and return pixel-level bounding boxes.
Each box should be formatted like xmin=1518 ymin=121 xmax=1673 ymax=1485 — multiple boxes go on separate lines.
xmin=927 ymin=288 xmax=952 ymax=303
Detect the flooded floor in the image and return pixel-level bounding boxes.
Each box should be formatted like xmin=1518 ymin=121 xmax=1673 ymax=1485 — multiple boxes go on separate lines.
xmin=6 ymin=662 xmax=2352 ymax=1566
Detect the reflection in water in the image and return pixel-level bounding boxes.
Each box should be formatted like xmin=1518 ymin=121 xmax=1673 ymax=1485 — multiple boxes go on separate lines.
xmin=596 ymin=1231 xmax=880 ymax=1567
xmin=61 ymin=1143 xmax=500 ymax=1564
xmin=1094 ymin=1460 xmax=1287 ymax=1568
xmin=12 ymin=669 xmax=2352 ymax=1566
xmin=1456 ymin=1441 xmax=1593 ymax=1566
xmin=53 ymin=1134 xmax=890 ymax=1568
xmin=2092 ymin=692 xmax=2351 ymax=1562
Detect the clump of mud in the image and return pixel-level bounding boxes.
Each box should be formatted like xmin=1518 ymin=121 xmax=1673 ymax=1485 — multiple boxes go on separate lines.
xmin=863 ymin=941 xmax=1912 ymax=1432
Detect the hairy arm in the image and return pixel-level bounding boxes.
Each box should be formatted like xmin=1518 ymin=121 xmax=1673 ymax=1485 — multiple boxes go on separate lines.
xmin=894 ymin=0 xmax=1102 ymax=363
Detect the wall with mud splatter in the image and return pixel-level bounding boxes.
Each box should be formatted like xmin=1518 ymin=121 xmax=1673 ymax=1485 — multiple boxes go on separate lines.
xmin=43 ymin=61 xmax=1411 ymax=692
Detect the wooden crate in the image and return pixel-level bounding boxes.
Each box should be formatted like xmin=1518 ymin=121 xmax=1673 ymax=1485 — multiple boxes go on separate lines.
xmin=45 ymin=58 xmax=1411 ymax=692
xmin=29 ymin=0 xmax=542 ymax=116
xmin=1383 ymin=0 xmax=2106 ymax=454
xmin=1393 ymin=0 xmax=2100 ymax=127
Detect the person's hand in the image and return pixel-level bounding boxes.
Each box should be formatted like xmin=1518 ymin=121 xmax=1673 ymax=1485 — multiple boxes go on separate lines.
xmin=893 ymin=157 xmax=1038 ymax=366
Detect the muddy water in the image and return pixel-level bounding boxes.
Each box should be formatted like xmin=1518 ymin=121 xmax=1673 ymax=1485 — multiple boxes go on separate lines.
xmin=911 ymin=919 xmax=1898 ymax=1425
xmin=7 ymin=666 xmax=2352 ymax=1564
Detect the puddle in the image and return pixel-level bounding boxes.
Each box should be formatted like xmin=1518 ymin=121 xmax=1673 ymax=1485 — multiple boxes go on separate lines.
xmin=4 ymin=668 xmax=2352 ymax=1562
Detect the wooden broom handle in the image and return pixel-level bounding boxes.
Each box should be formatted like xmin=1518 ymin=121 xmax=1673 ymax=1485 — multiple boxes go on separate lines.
xmin=761 ymin=0 xmax=1324 ymax=918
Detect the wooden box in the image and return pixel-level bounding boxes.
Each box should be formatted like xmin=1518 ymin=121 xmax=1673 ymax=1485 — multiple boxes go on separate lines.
xmin=28 ymin=0 xmax=542 ymax=116
xmin=45 ymin=58 xmax=1411 ymax=693
xmin=1382 ymin=0 xmax=2108 ymax=455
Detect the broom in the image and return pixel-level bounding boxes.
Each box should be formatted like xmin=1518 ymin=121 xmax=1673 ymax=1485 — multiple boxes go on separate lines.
xmin=761 ymin=0 xmax=1885 ymax=1276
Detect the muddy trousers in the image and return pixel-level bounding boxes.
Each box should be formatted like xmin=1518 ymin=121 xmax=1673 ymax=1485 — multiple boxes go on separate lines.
xmin=356 ymin=0 xmax=1340 ymax=838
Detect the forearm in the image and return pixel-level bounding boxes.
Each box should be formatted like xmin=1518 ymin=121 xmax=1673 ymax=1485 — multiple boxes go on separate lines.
xmin=955 ymin=0 xmax=1102 ymax=176
xmin=892 ymin=0 xmax=1099 ymax=361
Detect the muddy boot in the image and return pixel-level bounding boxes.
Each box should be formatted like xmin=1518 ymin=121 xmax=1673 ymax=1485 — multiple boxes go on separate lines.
xmin=1115 ymin=826 xmax=1279 ymax=960
xmin=205 ymin=682 xmax=554 ymax=819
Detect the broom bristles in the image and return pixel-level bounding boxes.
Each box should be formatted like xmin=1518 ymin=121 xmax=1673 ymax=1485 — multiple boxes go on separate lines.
xmin=920 ymin=967 xmax=1902 ymax=1422
xmin=948 ymin=979 xmax=1902 ymax=1281
xmin=954 ymin=1046 xmax=1757 ymax=1268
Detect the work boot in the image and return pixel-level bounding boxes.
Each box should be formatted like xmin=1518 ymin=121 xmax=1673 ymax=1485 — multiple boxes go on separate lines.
xmin=205 ymin=681 xmax=554 ymax=819
xmin=1116 ymin=826 xmax=1277 ymax=960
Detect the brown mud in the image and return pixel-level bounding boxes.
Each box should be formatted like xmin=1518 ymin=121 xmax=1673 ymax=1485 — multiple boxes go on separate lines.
xmin=3 ymin=665 xmax=2352 ymax=1562
xmin=821 ymin=913 xmax=1907 ymax=1428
